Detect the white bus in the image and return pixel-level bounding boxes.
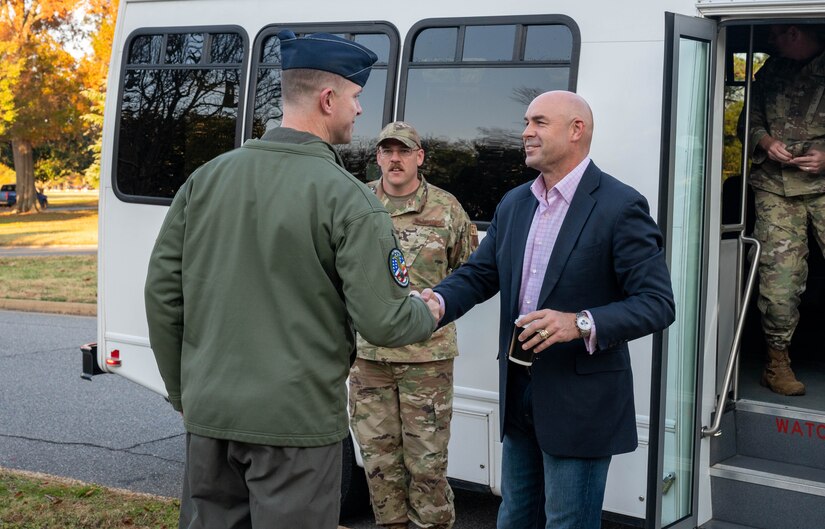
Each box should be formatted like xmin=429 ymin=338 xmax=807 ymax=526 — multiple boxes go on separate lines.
xmin=82 ymin=1 xmax=825 ymax=528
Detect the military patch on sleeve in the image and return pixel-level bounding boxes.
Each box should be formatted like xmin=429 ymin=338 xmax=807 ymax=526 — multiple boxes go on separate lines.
xmin=388 ymin=248 xmax=410 ymax=288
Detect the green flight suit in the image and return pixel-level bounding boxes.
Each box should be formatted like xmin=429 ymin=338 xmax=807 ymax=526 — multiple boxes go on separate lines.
xmin=145 ymin=127 xmax=435 ymax=448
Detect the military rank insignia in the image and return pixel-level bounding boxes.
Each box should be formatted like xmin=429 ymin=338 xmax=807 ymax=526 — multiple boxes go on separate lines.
xmin=388 ymin=248 xmax=410 ymax=287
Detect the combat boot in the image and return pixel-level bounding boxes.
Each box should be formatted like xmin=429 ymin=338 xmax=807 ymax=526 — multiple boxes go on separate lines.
xmin=761 ymin=345 xmax=805 ymax=396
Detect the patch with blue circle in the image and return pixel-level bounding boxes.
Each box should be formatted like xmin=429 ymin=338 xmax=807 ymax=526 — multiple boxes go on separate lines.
xmin=388 ymin=248 xmax=410 ymax=288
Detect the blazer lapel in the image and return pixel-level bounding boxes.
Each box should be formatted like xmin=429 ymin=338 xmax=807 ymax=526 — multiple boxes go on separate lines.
xmin=537 ymin=163 xmax=600 ymax=307
xmin=509 ymin=194 xmax=538 ymax=317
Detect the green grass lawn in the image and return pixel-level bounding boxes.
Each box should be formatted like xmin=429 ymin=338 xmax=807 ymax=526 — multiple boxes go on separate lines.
xmin=0 ymin=468 xmax=179 ymax=529
xmin=0 ymin=192 xmax=98 ymax=304
xmin=0 ymin=256 xmax=96 ymax=303
xmin=45 ymin=189 xmax=99 ymax=209
xmin=0 ymin=209 xmax=98 ymax=246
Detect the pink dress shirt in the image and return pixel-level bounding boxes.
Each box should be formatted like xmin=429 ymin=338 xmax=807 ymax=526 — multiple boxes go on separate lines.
xmin=434 ymin=157 xmax=597 ymax=351
xmin=517 ymin=157 xmax=597 ymax=352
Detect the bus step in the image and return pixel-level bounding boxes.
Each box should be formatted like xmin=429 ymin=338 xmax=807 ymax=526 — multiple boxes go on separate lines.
xmin=698 ymin=521 xmax=760 ymax=529
xmin=709 ymin=455 xmax=825 ymax=529
xmin=733 ymin=399 xmax=825 ymax=471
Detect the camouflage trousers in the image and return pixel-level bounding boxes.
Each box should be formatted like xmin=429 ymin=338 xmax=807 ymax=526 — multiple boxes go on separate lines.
xmin=753 ymin=189 xmax=825 ymax=348
xmin=349 ymin=357 xmax=455 ymax=529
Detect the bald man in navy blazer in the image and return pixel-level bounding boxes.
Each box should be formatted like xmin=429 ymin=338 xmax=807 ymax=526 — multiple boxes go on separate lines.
xmin=424 ymin=91 xmax=675 ymax=529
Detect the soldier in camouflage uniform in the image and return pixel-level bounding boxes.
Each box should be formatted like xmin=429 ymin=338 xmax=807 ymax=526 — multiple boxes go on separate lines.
xmin=349 ymin=122 xmax=477 ymax=529
xmin=739 ymin=24 xmax=825 ymax=395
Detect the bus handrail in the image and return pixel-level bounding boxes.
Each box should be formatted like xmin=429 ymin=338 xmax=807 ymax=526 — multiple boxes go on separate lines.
xmin=701 ymin=235 xmax=760 ymax=438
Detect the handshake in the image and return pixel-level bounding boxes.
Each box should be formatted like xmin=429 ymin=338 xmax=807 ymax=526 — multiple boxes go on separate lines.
xmin=410 ymin=288 xmax=444 ymax=323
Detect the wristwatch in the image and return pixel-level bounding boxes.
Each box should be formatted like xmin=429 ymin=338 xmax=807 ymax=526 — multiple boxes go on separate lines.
xmin=575 ymin=311 xmax=592 ymax=339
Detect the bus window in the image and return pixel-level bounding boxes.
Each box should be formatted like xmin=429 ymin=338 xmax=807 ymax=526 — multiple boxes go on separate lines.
xmin=399 ymin=16 xmax=580 ymax=223
xmin=248 ymin=24 xmax=399 ymax=182
xmin=115 ymin=28 xmax=248 ymax=202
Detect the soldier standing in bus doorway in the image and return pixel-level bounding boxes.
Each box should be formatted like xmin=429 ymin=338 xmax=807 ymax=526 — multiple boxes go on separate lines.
xmin=738 ymin=24 xmax=825 ymax=396
xmin=144 ymin=32 xmax=440 ymax=529
xmin=349 ymin=121 xmax=477 ymax=529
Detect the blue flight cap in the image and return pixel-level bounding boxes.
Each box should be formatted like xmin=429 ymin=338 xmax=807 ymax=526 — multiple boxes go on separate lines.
xmin=278 ymin=29 xmax=378 ymax=87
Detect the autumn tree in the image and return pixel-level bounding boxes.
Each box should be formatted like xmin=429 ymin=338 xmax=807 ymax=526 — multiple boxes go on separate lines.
xmin=78 ymin=0 xmax=118 ymax=188
xmin=0 ymin=0 xmax=88 ymax=212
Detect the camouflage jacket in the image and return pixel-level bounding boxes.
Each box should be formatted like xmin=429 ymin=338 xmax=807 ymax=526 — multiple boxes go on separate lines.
xmin=741 ymin=49 xmax=825 ymax=196
xmin=357 ymin=176 xmax=477 ymax=362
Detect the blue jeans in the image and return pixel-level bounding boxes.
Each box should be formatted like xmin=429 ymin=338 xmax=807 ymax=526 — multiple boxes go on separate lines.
xmin=497 ymin=375 xmax=611 ymax=529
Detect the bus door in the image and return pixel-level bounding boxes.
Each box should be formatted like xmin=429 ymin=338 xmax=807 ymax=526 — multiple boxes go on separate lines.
xmin=719 ymin=20 xmax=825 ymax=415
xmin=693 ymin=15 xmax=825 ymax=529
xmin=649 ymin=12 xmax=717 ymax=529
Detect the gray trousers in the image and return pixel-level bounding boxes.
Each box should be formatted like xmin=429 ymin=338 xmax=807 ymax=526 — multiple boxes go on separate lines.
xmin=179 ymin=433 xmax=342 ymax=529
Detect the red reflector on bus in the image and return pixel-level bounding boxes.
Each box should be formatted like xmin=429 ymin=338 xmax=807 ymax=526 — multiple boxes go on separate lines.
xmin=106 ymin=349 xmax=122 ymax=367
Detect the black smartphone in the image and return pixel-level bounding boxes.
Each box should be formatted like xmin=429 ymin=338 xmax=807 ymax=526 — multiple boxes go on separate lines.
xmin=508 ymin=323 xmax=534 ymax=366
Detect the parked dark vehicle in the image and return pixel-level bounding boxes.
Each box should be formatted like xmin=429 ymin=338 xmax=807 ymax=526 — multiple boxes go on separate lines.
xmin=0 ymin=184 xmax=48 ymax=208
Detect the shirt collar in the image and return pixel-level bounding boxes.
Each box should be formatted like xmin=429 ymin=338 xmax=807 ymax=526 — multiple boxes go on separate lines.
xmin=530 ymin=156 xmax=591 ymax=205
xmin=371 ymin=175 xmax=427 ymax=215
xmin=259 ymin=126 xmax=344 ymax=165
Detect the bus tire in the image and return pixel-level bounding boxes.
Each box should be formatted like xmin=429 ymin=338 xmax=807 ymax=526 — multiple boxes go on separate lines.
xmin=340 ymin=434 xmax=370 ymax=520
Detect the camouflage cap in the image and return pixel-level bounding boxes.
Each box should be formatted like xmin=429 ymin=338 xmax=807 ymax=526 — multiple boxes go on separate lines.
xmin=377 ymin=121 xmax=422 ymax=149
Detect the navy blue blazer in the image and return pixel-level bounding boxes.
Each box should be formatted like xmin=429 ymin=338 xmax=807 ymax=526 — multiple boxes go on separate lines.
xmin=434 ymin=161 xmax=675 ymax=458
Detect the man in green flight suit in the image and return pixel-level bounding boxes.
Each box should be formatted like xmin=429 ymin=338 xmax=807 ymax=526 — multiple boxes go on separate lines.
xmin=144 ymin=31 xmax=439 ymax=529
xmin=349 ymin=121 xmax=478 ymax=529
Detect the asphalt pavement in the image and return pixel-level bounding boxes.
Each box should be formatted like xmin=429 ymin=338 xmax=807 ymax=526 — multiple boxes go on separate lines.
xmin=0 ymin=309 xmax=185 ymax=497
xmin=0 ymin=309 xmax=500 ymax=527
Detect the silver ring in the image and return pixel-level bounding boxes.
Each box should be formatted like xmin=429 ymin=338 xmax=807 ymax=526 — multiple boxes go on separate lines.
xmin=538 ymin=329 xmax=550 ymax=340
